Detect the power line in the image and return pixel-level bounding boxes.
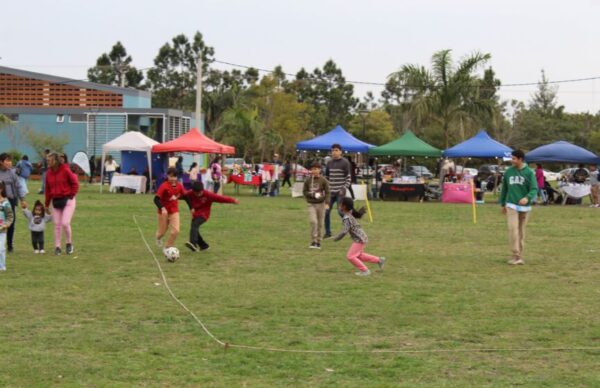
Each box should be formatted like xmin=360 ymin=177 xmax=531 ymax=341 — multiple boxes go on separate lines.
xmin=8 ymin=60 xmax=600 ymax=92
xmin=212 ymin=59 xmax=600 ymax=89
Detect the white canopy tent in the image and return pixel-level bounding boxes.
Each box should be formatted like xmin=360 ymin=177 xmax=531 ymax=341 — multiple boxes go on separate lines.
xmin=100 ymin=131 xmax=159 ymax=192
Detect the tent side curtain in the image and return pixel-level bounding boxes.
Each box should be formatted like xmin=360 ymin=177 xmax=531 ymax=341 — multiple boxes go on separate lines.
xmin=296 ymin=125 xmax=374 ymax=153
xmin=443 ymin=129 xmax=513 ymax=158
xmin=525 ymin=141 xmax=600 ymax=164
xmin=368 ymin=130 xmax=442 ymax=157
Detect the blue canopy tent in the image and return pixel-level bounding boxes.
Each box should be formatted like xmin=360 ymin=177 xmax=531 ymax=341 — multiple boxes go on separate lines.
xmin=443 ymin=130 xmax=513 ymax=158
xmin=296 ymin=125 xmax=375 ymax=153
xmin=525 ymin=141 xmax=600 ymax=164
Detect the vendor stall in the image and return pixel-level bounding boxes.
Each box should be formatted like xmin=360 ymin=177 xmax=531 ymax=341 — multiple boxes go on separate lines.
xmin=296 ymin=125 xmax=374 ymax=153
xmin=379 ymin=182 xmax=425 ymax=201
xmin=441 ymin=182 xmax=473 ymax=204
xmin=558 ymin=183 xmax=591 ymax=205
xmin=368 ymin=131 xmax=442 ymax=201
xmin=109 ymin=174 xmax=148 ymax=194
xmin=525 ymin=141 xmax=600 ymax=164
xmin=100 ymin=131 xmax=158 ymax=193
xmin=151 ymin=128 xmax=235 ymax=192
xmin=228 ymin=173 xmax=261 ymax=187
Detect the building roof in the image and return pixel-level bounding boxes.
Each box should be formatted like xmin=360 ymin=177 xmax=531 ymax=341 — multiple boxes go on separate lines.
xmin=0 ymin=65 xmax=151 ymax=99
xmin=0 ymin=106 xmax=194 ymax=117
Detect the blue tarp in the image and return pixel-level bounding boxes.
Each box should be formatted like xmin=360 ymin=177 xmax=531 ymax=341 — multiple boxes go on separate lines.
xmin=525 ymin=141 xmax=600 ymax=164
xmin=296 ymin=125 xmax=375 ymax=153
xmin=443 ymin=130 xmax=513 ymax=158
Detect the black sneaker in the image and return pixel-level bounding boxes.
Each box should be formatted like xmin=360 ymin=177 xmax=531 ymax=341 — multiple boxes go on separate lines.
xmin=7 ymin=246 xmax=13 ymax=253
xmin=323 ymin=234 xmax=332 ymax=240
xmin=66 ymin=244 xmax=74 ymax=255
xmin=185 ymin=241 xmax=198 ymax=252
xmin=199 ymin=245 xmax=210 ymax=251
xmin=309 ymin=242 xmax=318 ymax=249
xmin=55 ymin=247 xmax=62 ymax=256
xmin=315 ymin=243 xmax=321 ymax=249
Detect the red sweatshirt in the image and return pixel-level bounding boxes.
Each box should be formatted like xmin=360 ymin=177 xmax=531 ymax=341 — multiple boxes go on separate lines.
xmin=45 ymin=164 xmax=79 ymax=207
xmin=184 ymin=190 xmax=236 ymax=221
xmin=156 ymin=181 xmax=186 ymax=214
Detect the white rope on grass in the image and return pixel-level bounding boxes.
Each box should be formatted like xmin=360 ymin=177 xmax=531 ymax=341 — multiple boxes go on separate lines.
xmin=133 ymin=215 xmax=600 ymax=355
xmin=133 ymin=215 xmax=226 ymax=347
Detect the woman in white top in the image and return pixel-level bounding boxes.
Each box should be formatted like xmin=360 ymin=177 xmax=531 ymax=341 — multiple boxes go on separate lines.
xmin=104 ymin=155 xmax=118 ymax=185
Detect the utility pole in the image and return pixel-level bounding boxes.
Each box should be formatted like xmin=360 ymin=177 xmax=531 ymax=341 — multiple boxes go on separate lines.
xmin=195 ymin=55 xmax=202 ymax=132
xmin=120 ymin=66 xmax=126 ymax=88
xmin=359 ymin=110 xmax=369 ymax=138
xmin=194 ymin=54 xmax=203 ymax=166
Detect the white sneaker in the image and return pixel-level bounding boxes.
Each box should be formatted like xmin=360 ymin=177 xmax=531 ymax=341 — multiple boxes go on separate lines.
xmin=34 ymin=250 xmax=40 ymax=254
xmin=378 ymin=257 xmax=386 ymax=270
xmin=355 ymin=269 xmax=371 ymax=276
xmin=510 ymin=259 xmax=525 ymax=265
xmin=40 ymin=249 xmax=45 ymax=254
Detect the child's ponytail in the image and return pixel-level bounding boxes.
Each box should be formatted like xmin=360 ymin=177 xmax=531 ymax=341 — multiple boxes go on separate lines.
xmin=340 ymin=197 xmax=366 ymax=219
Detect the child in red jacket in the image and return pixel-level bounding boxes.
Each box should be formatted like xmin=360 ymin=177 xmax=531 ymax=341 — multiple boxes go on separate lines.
xmin=154 ymin=167 xmax=186 ymax=252
xmin=184 ymin=181 xmax=239 ymax=252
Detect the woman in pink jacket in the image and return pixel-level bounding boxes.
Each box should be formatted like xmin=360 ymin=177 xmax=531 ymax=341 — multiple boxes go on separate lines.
xmin=535 ymin=164 xmax=547 ymax=204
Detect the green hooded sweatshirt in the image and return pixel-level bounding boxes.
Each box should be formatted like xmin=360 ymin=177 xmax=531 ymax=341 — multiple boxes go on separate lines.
xmin=499 ymin=165 xmax=538 ymax=207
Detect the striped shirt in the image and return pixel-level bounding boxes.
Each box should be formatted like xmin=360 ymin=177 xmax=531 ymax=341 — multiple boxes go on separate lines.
xmin=325 ymin=158 xmax=351 ymax=194
xmin=333 ymin=213 xmax=368 ymax=244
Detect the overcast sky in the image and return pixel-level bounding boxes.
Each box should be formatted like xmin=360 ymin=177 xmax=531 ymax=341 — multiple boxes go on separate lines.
xmin=2 ymin=0 xmax=600 ymax=113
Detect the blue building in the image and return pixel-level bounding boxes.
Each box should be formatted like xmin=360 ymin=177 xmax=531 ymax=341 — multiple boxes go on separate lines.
xmin=0 ymin=66 xmax=197 ymax=161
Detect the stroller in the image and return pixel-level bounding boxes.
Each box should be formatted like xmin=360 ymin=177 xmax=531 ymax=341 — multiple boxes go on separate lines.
xmin=543 ymin=179 xmax=561 ymax=204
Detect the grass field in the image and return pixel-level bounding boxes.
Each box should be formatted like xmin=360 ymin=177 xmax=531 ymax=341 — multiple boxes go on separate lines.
xmin=1 ymin=182 xmax=599 ymax=386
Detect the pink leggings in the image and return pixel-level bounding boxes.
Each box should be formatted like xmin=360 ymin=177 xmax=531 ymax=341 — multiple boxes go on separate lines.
xmin=52 ymin=198 xmax=76 ymax=248
xmin=346 ymin=242 xmax=381 ymax=272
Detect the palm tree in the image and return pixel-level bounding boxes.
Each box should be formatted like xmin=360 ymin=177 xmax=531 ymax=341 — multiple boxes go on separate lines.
xmin=388 ymin=49 xmax=494 ymax=147
xmin=215 ymin=94 xmax=263 ymax=162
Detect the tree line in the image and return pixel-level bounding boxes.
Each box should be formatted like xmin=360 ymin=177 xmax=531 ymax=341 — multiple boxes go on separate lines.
xmin=5 ymin=31 xmax=600 ymax=163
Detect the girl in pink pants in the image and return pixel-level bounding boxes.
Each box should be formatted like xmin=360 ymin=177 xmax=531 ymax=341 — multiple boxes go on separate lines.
xmin=52 ymin=198 xmax=76 ymax=253
xmin=333 ymin=197 xmax=385 ymax=276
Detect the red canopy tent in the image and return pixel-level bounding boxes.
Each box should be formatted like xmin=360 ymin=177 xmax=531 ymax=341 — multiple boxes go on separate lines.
xmin=151 ymin=128 xmax=235 ymax=154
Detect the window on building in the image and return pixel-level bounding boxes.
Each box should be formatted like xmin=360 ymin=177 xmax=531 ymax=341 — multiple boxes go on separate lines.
xmin=56 ymin=114 xmax=65 ymax=123
xmin=69 ymin=114 xmax=87 ymax=123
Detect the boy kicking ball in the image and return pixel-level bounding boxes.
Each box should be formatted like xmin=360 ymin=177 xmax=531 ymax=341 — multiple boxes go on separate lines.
xmin=184 ymin=181 xmax=239 ymax=252
xmin=154 ymin=167 xmax=186 ymax=253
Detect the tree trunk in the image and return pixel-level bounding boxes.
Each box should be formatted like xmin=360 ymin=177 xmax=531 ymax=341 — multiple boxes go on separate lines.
xmin=444 ymin=121 xmax=450 ymax=148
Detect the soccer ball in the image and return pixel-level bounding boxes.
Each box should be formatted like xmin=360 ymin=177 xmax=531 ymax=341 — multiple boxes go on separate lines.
xmin=164 ymin=247 xmax=180 ymax=262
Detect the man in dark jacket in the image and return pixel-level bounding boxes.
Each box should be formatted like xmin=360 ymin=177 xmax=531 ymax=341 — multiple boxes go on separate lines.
xmin=324 ymin=144 xmax=351 ymax=238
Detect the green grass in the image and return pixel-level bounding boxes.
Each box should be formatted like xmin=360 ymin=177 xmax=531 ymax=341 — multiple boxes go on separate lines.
xmin=1 ymin=182 xmax=599 ymax=386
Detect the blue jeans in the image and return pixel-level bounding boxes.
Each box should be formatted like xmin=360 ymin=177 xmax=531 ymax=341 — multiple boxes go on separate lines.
xmin=40 ymin=171 xmax=46 ymax=193
xmin=107 ymin=171 xmax=115 ymax=185
xmin=324 ymin=192 xmax=344 ymax=236
xmin=0 ymin=233 xmax=6 ymax=270
xmin=538 ymin=188 xmax=547 ymax=204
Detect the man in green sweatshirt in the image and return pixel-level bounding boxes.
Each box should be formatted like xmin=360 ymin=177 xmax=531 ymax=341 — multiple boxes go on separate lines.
xmin=499 ymin=150 xmax=538 ymax=265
